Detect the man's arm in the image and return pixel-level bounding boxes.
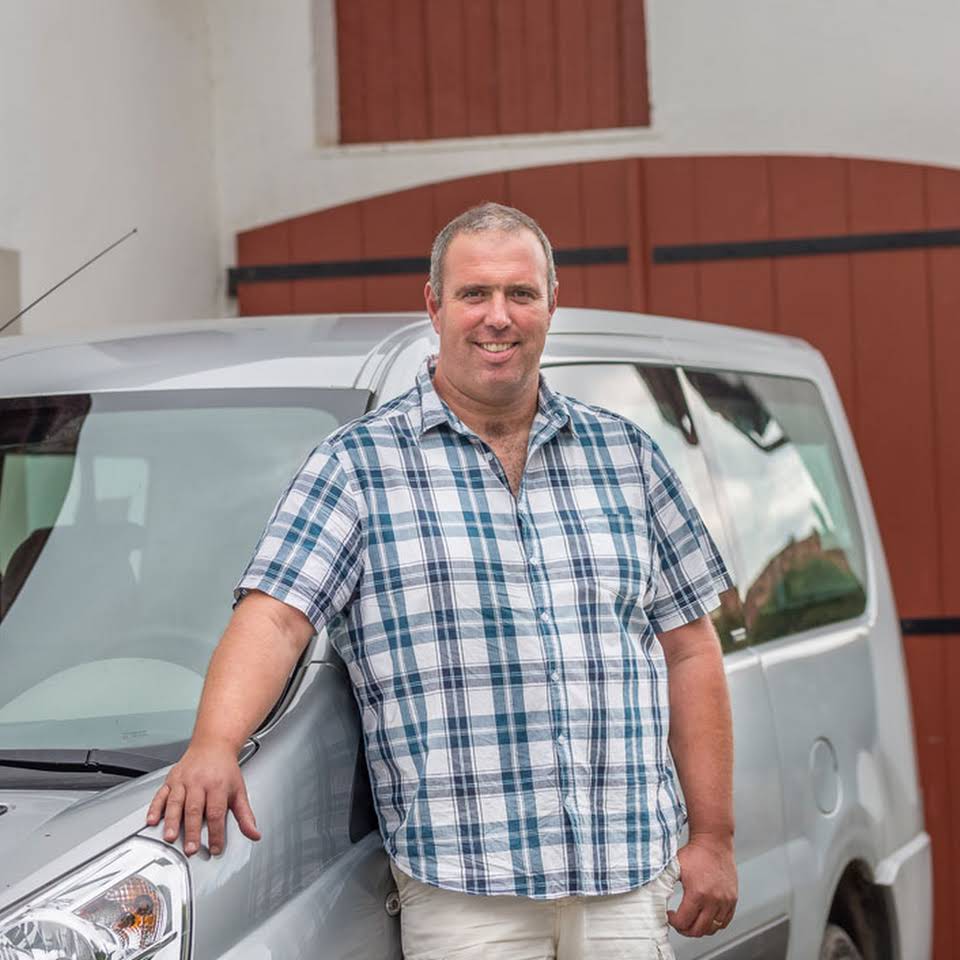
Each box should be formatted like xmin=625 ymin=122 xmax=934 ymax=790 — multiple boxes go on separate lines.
xmin=145 ymin=590 xmax=315 ymax=856
xmin=659 ymin=613 xmax=738 ymax=937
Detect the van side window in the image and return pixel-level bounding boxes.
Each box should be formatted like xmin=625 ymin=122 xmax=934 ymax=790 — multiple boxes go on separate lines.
xmin=682 ymin=370 xmax=868 ymax=645
xmin=542 ymin=363 xmax=746 ymax=652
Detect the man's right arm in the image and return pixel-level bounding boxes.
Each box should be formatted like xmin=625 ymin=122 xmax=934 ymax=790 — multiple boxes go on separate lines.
xmin=145 ymin=590 xmax=315 ymax=856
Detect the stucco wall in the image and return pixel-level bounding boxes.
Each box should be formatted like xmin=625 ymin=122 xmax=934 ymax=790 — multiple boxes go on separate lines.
xmin=0 ymin=1 xmax=220 ymax=334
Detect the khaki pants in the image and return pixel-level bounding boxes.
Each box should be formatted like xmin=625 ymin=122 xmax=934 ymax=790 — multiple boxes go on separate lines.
xmin=391 ymin=860 xmax=680 ymax=960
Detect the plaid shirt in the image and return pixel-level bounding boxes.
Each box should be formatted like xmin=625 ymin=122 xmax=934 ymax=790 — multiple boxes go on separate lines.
xmin=236 ymin=358 xmax=732 ymax=899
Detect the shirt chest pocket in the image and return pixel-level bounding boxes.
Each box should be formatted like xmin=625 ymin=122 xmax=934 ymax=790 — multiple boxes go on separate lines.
xmin=580 ymin=508 xmax=653 ymax=602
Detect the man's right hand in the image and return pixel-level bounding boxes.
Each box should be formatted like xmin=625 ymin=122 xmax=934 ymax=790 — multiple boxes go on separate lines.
xmin=142 ymin=590 xmax=314 ymax=856
xmin=145 ymin=741 xmax=261 ymax=856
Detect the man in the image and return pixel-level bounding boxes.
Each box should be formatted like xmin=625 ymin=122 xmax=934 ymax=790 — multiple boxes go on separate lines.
xmin=147 ymin=203 xmax=737 ymax=958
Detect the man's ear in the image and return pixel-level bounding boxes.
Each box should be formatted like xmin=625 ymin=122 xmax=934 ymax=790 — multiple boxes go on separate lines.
xmin=425 ymin=281 xmax=441 ymax=334
xmin=548 ymin=282 xmax=559 ymax=323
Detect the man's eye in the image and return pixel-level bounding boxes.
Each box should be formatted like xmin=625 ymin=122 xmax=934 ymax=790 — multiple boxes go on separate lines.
xmin=513 ymin=289 xmax=535 ymax=300
xmin=463 ymin=289 xmax=484 ymax=300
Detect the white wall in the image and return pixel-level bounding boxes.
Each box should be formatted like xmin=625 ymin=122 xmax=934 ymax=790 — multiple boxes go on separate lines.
xmin=0 ymin=1 xmax=220 ymax=335
xmin=206 ymin=0 xmax=960 ymax=271
xmin=647 ymin=0 xmax=960 ymax=163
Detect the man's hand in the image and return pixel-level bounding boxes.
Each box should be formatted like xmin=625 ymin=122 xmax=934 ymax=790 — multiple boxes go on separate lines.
xmin=667 ymin=836 xmax=738 ymax=937
xmin=143 ymin=590 xmax=315 ymax=855
xmin=659 ymin=614 xmax=737 ymax=936
xmin=145 ymin=741 xmax=261 ymax=856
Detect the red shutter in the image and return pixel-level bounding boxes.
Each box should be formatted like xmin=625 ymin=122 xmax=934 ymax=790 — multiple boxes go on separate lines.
xmin=336 ymin=0 xmax=650 ymax=142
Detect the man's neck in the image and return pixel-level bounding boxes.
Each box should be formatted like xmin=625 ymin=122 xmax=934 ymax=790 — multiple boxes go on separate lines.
xmin=432 ymin=362 xmax=539 ymax=443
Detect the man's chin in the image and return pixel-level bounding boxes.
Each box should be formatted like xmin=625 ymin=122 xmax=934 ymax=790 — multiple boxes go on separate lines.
xmin=473 ymin=365 xmax=537 ymax=399
xmin=435 ymin=354 xmax=539 ymax=405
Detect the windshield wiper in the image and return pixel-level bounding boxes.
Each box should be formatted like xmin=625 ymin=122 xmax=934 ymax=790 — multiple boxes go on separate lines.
xmin=0 ymin=748 xmax=169 ymax=778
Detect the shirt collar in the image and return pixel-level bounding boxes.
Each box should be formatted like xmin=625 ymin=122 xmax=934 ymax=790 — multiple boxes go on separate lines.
xmin=415 ymin=356 xmax=574 ymax=438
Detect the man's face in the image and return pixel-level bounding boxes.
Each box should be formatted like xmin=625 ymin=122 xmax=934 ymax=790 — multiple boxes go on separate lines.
xmin=425 ymin=228 xmax=556 ymax=408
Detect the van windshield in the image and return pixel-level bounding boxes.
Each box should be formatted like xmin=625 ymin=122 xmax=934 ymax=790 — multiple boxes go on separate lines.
xmin=0 ymin=389 xmax=367 ymax=752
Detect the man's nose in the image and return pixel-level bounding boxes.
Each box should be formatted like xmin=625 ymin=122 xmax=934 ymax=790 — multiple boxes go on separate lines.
xmin=487 ymin=292 xmax=510 ymax=328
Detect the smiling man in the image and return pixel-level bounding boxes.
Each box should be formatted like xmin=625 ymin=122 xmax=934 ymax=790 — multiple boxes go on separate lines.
xmin=147 ymin=203 xmax=737 ymax=959
xmin=426 ymin=220 xmax=556 ymax=496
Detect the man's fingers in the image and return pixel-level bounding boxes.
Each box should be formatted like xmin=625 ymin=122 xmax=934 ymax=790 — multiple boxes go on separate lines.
xmin=149 ymin=752 xmax=258 ymax=855
xmin=182 ymin=787 xmax=206 ymax=855
xmin=232 ymin=785 xmax=262 ymax=842
xmin=162 ymin=783 xmax=186 ymax=843
xmin=206 ymin=791 xmax=228 ymax=856
xmin=689 ymin=906 xmax=723 ymax=938
xmin=667 ymin=890 xmax=702 ymax=934
xmin=714 ymin=903 xmax=737 ymax=930
xmin=669 ymin=896 xmax=736 ymax=938
xmin=145 ymin=783 xmax=170 ymax=825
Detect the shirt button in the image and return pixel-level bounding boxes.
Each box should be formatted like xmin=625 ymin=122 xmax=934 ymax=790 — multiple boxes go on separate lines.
xmin=556 ymin=733 xmax=565 ymax=745
xmin=540 ymin=611 xmax=550 ymax=623
xmin=529 ymin=555 xmax=540 ymax=565
xmin=564 ymin=796 xmax=575 ymax=810
xmin=551 ymin=671 xmax=560 ymax=682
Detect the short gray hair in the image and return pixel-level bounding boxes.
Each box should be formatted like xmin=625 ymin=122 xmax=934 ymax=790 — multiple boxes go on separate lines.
xmin=429 ymin=202 xmax=557 ymax=308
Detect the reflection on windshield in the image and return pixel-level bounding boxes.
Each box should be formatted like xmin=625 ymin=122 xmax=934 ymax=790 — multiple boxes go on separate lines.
xmin=684 ymin=372 xmax=788 ymax=454
xmin=0 ymin=389 xmax=366 ymax=751
xmin=684 ymin=371 xmax=867 ymax=643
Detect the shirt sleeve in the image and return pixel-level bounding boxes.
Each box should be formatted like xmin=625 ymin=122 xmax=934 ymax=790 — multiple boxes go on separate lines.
xmin=643 ymin=438 xmax=735 ymax=635
xmin=234 ymin=444 xmax=364 ymax=631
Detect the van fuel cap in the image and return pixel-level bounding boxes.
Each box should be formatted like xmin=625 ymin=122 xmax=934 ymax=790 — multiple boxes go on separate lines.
xmin=810 ymin=738 xmax=840 ymax=815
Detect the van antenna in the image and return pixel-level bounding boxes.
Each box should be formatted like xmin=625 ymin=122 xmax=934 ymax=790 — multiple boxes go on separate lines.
xmin=0 ymin=227 xmax=138 ymax=336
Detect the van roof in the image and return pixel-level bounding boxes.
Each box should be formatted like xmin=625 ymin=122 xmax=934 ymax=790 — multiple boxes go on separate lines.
xmin=0 ymin=308 xmax=817 ymax=398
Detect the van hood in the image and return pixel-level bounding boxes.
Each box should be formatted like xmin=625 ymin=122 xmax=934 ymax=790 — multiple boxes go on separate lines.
xmin=0 ymin=768 xmax=171 ymax=911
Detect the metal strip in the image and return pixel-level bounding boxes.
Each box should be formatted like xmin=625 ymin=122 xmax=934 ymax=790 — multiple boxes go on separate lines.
xmin=695 ymin=915 xmax=790 ymax=959
xmin=653 ymin=228 xmax=960 ymax=264
xmin=900 ymin=617 xmax=960 ymax=636
xmin=229 ymin=256 xmax=429 ymax=295
xmin=227 ymin=245 xmax=628 ymax=296
xmin=554 ymin=245 xmax=629 ymax=266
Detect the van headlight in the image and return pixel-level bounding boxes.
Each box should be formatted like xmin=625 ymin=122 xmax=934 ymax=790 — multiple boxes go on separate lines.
xmin=0 ymin=837 xmax=190 ymax=959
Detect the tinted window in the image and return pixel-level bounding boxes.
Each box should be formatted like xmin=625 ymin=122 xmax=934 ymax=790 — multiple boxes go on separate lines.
xmin=682 ymin=370 xmax=867 ymax=644
xmin=542 ymin=363 xmax=746 ymax=650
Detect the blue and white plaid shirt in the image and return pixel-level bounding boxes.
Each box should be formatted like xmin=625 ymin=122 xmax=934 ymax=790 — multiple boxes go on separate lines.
xmin=236 ymin=358 xmax=732 ymax=899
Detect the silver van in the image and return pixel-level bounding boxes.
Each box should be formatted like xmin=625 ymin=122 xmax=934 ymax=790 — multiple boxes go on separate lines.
xmin=0 ymin=309 xmax=931 ymax=959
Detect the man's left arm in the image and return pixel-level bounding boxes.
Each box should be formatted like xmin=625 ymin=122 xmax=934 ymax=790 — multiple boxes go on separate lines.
xmin=660 ymin=613 xmax=738 ymax=938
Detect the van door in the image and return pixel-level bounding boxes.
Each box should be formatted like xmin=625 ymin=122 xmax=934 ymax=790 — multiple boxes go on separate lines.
xmin=542 ymin=363 xmax=791 ymax=958
xmin=681 ymin=368 xmax=873 ymax=960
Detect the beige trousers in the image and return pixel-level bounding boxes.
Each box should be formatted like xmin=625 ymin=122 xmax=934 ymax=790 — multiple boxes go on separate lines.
xmin=391 ymin=860 xmax=680 ymax=960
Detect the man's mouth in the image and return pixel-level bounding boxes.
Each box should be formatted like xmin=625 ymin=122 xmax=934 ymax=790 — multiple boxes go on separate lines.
xmin=476 ymin=342 xmax=518 ymax=354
